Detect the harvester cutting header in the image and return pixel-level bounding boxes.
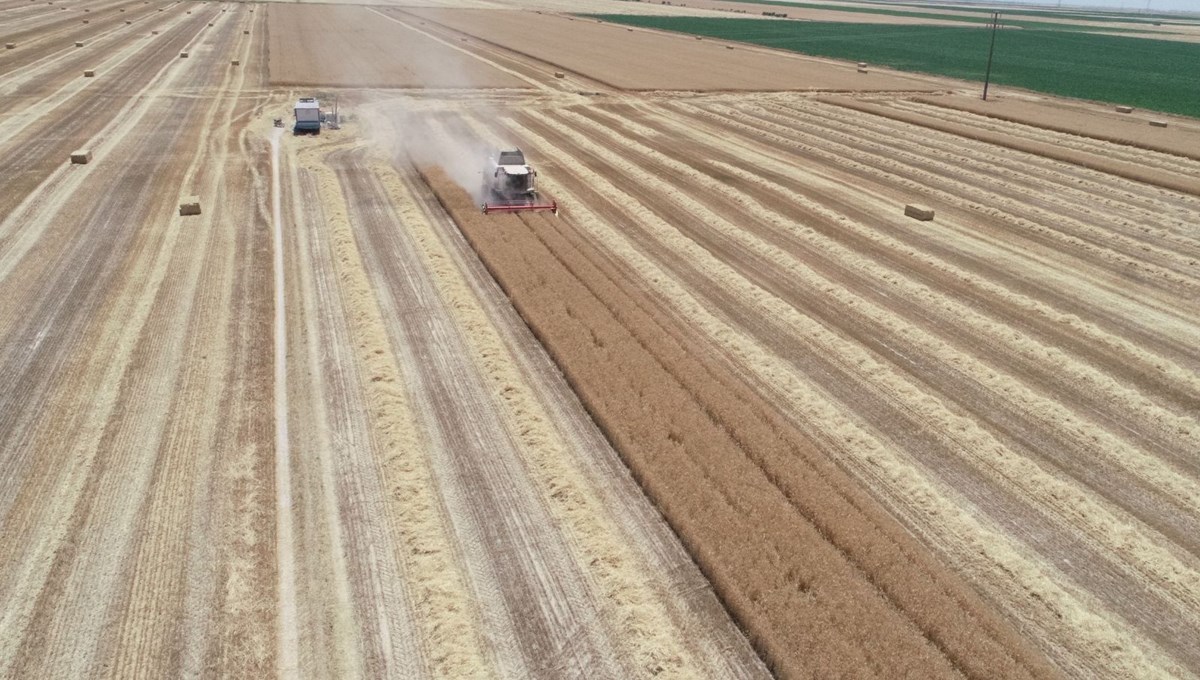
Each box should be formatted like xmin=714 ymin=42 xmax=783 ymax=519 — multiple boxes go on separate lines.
xmin=481 ymin=148 xmax=558 ymax=215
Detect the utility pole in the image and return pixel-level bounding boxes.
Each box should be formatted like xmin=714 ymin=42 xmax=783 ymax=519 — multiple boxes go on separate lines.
xmin=982 ymin=12 xmax=1000 ymax=101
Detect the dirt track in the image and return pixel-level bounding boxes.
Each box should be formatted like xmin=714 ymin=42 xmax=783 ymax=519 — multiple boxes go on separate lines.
xmin=3 ymin=1 xmax=1199 ymax=678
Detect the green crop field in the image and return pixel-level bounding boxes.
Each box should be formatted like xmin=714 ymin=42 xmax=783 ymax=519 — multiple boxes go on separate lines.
xmin=589 ymin=15 xmax=1200 ymax=118
xmin=708 ymin=0 xmax=1164 ymax=31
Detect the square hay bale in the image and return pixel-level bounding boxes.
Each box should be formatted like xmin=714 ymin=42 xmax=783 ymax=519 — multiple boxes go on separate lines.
xmin=231 ymin=59 xmax=239 ymax=65
xmin=74 ymin=41 xmax=83 ymax=47
xmin=554 ymin=71 xmax=565 ymax=78
xmin=70 ymin=150 xmax=92 ymax=164
xmin=1115 ymin=105 xmax=1134 ymax=113
xmin=83 ymin=69 xmax=94 ymax=77
xmin=905 ymin=204 xmax=935 ymax=221
xmin=81 ymin=18 xmax=88 ymax=23
xmin=726 ymin=45 xmax=734 ymax=49
xmin=206 ymin=22 xmax=213 ymax=26
xmin=179 ymin=51 xmax=188 ymax=58
xmin=857 ymin=67 xmax=868 ymax=73
xmin=179 ymin=196 xmax=201 ymax=216
xmin=5 ymin=43 xmax=14 ymax=50
xmin=858 ymin=61 xmax=867 ymax=67
xmin=1149 ymin=120 xmax=1168 ymax=128
xmin=125 ymin=20 xmax=131 ymax=24
xmin=243 ymin=30 xmax=249 ymax=34
xmin=151 ymin=30 xmax=159 ymax=34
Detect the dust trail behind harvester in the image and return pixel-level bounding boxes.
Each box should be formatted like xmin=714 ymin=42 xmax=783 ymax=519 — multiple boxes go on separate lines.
xmin=353 ymin=6 xmax=514 ymax=205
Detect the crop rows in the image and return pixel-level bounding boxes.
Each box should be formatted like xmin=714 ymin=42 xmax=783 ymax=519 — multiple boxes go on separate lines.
xmin=420 ymin=162 xmax=1059 ymax=679
xmin=415 ymin=84 xmax=1200 ymax=677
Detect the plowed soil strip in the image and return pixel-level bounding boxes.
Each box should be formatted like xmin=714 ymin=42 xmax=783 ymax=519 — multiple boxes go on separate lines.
xmin=421 ymin=167 xmax=1060 ymax=680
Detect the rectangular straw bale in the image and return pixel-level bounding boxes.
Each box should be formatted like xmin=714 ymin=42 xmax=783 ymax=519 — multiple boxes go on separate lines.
xmin=178 ymin=196 xmax=201 ymax=215
xmin=905 ymin=204 xmax=935 ymax=221
xmin=70 ymin=150 xmax=92 ymax=164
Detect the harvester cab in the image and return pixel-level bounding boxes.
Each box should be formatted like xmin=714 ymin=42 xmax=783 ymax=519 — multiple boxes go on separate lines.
xmin=481 ymin=148 xmax=558 ymax=215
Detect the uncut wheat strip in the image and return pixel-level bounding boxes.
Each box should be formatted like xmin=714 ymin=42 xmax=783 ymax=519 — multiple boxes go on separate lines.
xmin=578 ymin=105 xmax=1200 ymax=482
xmin=461 ymin=115 xmax=989 ymax=679
xmin=773 ymin=100 xmax=1200 ymax=244
xmin=434 ymin=156 xmax=965 ymax=680
xmin=367 ymin=147 xmax=710 ymax=679
xmin=505 ymin=131 xmax=1178 ymax=680
xmin=676 ymin=102 xmax=1200 ymax=339
xmin=296 ymin=143 xmax=496 ymax=679
xmin=628 ymin=104 xmax=1200 ymax=406
xmin=893 ymin=99 xmax=1200 ymax=176
xmin=512 ymin=180 xmax=1069 ymax=680
xmin=533 ymin=108 xmax=1200 ymax=610
xmin=738 ymin=102 xmax=1200 ymax=282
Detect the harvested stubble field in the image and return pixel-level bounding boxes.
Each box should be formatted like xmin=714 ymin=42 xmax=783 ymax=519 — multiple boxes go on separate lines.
xmin=3 ymin=0 xmax=1200 ymax=678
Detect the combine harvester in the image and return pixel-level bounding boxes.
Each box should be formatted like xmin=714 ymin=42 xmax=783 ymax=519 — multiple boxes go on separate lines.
xmin=481 ymin=148 xmax=558 ymax=215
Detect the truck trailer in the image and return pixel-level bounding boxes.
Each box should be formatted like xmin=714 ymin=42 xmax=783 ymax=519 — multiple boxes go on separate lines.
xmin=294 ymin=97 xmax=321 ymax=135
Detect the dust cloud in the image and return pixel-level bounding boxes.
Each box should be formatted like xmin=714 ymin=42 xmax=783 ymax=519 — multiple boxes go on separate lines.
xmin=355 ymin=9 xmax=515 ymax=204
